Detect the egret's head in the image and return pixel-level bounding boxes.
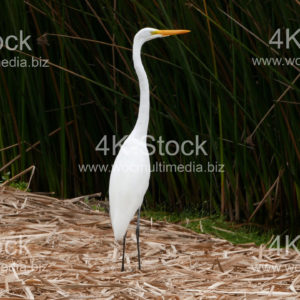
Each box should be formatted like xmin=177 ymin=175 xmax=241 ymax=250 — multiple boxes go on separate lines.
xmin=134 ymin=27 xmax=190 ymax=44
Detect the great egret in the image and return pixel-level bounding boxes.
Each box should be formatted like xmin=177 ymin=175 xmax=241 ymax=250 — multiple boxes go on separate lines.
xmin=109 ymin=27 xmax=190 ymax=271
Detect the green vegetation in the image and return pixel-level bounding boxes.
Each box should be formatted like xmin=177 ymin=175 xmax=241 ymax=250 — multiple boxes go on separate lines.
xmin=0 ymin=1 xmax=299 ymax=235
xmin=0 ymin=173 xmax=29 ymax=191
xmin=8 ymin=181 xmax=29 ymax=191
xmin=83 ymin=197 xmax=106 ymax=212
xmin=142 ymin=210 xmax=272 ymax=246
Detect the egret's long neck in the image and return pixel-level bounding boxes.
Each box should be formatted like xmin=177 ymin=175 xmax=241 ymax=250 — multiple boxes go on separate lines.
xmin=131 ymin=39 xmax=149 ymax=140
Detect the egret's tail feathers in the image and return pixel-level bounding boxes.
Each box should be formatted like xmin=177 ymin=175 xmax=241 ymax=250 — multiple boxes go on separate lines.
xmin=111 ymin=216 xmax=131 ymax=241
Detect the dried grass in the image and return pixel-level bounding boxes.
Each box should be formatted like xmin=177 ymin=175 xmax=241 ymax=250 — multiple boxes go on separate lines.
xmin=0 ymin=187 xmax=299 ymax=299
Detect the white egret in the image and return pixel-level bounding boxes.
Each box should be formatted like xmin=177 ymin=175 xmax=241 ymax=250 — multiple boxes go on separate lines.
xmin=109 ymin=27 xmax=190 ymax=271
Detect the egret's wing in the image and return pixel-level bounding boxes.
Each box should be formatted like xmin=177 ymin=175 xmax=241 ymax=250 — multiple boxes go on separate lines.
xmin=109 ymin=139 xmax=150 ymax=240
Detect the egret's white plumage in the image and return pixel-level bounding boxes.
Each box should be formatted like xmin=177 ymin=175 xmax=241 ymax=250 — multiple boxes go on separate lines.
xmin=108 ymin=27 xmax=190 ymax=269
xmin=109 ymin=28 xmax=155 ymax=241
xmin=109 ymin=135 xmax=150 ymax=240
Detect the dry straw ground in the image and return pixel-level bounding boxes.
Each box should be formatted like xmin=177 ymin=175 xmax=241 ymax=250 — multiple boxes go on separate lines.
xmin=0 ymin=187 xmax=299 ymax=299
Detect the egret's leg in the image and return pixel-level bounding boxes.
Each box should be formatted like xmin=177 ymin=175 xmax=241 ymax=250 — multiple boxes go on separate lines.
xmin=136 ymin=207 xmax=141 ymax=270
xmin=121 ymin=231 xmax=127 ymax=272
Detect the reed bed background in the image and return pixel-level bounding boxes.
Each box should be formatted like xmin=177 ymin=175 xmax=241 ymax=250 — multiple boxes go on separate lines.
xmin=0 ymin=0 xmax=299 ymax=234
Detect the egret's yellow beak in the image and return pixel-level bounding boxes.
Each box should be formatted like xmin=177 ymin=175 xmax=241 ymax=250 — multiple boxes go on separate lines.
xmin=151 ymin=29 xmax=190 ymax=36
